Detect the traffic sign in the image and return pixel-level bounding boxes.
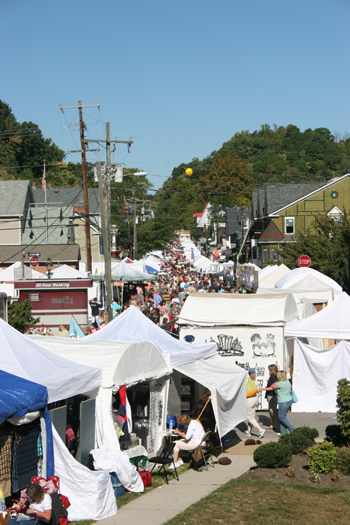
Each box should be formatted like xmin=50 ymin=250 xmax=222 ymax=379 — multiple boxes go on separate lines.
xmin=28 ymin=252 xmax=41 ymax=257
xmin=30 ymin=256 xmax=39 ymax=267
xmin=298 ymin=255 xmax=311 ymax=267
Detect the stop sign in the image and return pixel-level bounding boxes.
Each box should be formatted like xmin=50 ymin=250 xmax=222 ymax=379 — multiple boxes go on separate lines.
xmin=30 ymin=256 xmax=39 ymax=267
xmin=298 ymin=255 xmax=311 ymax=268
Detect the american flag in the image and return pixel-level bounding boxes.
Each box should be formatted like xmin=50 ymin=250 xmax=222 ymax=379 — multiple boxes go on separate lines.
xmin=42 ymin=162 xmax=46 ymax=191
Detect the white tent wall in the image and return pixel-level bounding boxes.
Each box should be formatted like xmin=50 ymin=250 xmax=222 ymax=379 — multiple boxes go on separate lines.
xmin=52 ymin=425 xmax=118 ymax=521
xmin=275 ymin=267 xmax=342 ymax=296
xmin=258 ymin=264 xmax=290 ymax=288
xmin=180 ymin=326 xmax=285 ymax=410
xmin=293 ymin=339 xmax=350 ymax=412
xmin=176 ymin=354 xmax=247 ymax=437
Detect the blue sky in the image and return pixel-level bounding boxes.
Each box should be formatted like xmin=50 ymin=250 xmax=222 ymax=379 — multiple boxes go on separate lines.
xmin=1 ymin=0 xmax=349 ymax=190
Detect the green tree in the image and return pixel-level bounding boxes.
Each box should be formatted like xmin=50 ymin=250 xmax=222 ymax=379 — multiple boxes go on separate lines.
xmin=8 ymin=299 xmax=40 ymax=333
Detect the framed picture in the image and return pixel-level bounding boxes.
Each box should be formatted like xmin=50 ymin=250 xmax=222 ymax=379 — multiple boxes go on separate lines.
xmin=181 ymin=384 xmax=191 ymax=395
xmin=181 ymin=401 xmax=190 ymax=411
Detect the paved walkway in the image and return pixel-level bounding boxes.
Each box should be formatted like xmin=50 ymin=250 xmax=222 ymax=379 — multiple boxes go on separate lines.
xmin=97 ymin=411 xmax=335 ymax=525
xmin=98 ymin=454 xmax=255 ymax=525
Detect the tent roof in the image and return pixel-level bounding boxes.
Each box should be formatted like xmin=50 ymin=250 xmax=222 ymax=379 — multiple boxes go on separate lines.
xmin=111 ymin=262 xmax=157 ymax=282
xmin=87 ymin=306 xmax=217 ymax=367
xmin=257 ymin=287 xmax=334 ymax=305
xmin=258 ymin=264 xmax=290 ymax=288
xmin=0 ymin=261 xmax=43 ymax=281
xmin=275 ymin=267 xmax=342 ymax=294
xmin=28 ymin=338 xmax=172 ymax=388
xmin=177 ymin=293 xmax=299 ymax=326
xmin=0 ymin=319 xmax=102 ymax=403
xmin=285 ymin=291 xmax=350 ymax=340
xmin=0 ymin=370 xmax=48 ymax=424
xmin=42 ymin=264 xmax=87 ymax=279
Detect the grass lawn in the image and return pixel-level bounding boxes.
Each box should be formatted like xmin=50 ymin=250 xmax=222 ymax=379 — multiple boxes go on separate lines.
xmin=165 ymin=479 xmax=350 ymax=525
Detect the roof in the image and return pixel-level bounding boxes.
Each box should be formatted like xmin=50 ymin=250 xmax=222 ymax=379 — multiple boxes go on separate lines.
xmin=33 ymin=187 xmax=100 ymax=214
xmin=0 ymin=244 xmax=80 ymax=265
xmin=0 ymin=180 xmax=33 ymax=216
xmin=22 ymin=206 xmax=75 ymax=245
xmin=251 ymin=181 xmax=326 ymax=218
xmin=226 ymin=206 xmax=251 ymax=236
xmin=275 ymin=267 xmax=342 ymax=294
xmin=259 ymin=221 xmax=284 ymax=241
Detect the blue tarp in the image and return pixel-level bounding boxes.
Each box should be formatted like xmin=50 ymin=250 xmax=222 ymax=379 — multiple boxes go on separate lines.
xmin=0 ymin=370 xmax=54 ymax=477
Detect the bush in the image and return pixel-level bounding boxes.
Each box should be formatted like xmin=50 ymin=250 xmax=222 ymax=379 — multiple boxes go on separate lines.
xmin=293 ymin=426 xmax=319 ymax=440
xmin=307 ymin=441 xmax=337 ymax=474
xmin=337 ymin=379 xmax=350 ymax=444
xmin=254 ymin=442 xmax=292 ymax=469
xmin=325 ymin=424 xmax=344 ymax=447
xmin=335 ymin=446 xmax=350 ymax=475
xmin=279 ymin=430 xmax=314 ymax=455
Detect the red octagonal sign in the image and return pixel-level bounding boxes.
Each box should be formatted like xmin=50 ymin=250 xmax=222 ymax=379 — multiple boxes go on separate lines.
xmin=298 ymin=255 xmax=311 ymax=268
xmin=30 ymin=256 xmax=39 ymax=267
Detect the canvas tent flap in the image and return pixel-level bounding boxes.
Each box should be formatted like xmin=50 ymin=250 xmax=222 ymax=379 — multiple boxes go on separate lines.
xmin=0 ymin=319 xmax=102 ymax=403
xmin=52 ymin=425 xmax=117 ymax=521
xmin=258 ymin=264 xmax=290 ymax=288
xmin=176 ymin=355 xmax=247 ymax=438
xmin=87 ymin=306 xmax=217 ymax=367
xmin=293 ymin=339 xmax=350 ymax=412
xmin=111 ymin=262 xmax=157 ymax=282
xmin=285 ymin=292 xmax=350 ymax=340
xmin=177 ymin=293 xmax=299 ymax=326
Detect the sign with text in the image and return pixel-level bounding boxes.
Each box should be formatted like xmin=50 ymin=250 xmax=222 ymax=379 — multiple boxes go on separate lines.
xmin=298 ymin=255 xmax=311 ymax=267
xmin=28 ymin=252 xmax=41 ymax=257
xmin=30 ymin=256 xmax=39 ymax=267
xmin=35 ymin=282 xmax=70 ymax=288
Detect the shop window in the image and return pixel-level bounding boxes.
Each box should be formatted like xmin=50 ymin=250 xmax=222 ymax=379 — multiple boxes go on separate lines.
xmin=285 ymin=217 xmax=295 ymax=235
xmin=26 ymin=293 xmax=41 ymax=301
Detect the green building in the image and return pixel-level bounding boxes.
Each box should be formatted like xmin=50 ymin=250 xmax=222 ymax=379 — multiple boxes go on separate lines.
xmin=250 ymin=173 xmax=350 ymax=266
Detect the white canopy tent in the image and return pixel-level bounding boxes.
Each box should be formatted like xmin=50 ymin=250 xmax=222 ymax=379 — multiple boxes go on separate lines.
xmin=1 ymin=319 xmax=101 ymax=402
xmin=177 ymin=292 xmax=299 ymax=327
xmin=0 ymin=261 xmax=43 ymax=281
xmin=87 ymin=307 xmax=247 ymax=436
xmin=285 ymin=292 xmax=350 ymax=340
xmin=0 ymin=320 xmax=118 ymax=520
xmin=275 ymin=267 xmax=342 ymax=296
xmin=178 ymin=293 xmax=299 ymax=410
xmin=258 ymin=264 xmax=290 ymax=288
xmin=87 ymin=306 xmax=217 ymax=367
xmin=257 ymin=287 xmax=334 ymax=305
xmin=42 ymin=264 xmax=88 ymax=279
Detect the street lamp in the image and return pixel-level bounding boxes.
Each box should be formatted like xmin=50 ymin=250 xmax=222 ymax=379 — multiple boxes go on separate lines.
xmin=46 ymin=257 xmax=53 ymax=279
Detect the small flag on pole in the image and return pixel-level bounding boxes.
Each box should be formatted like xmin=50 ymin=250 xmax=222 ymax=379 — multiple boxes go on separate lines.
xmin=69 ymin=316 xmax=85 ymax=339
xmin=214 ymin=247 xmax=219 ymax=258
xmin=28 ymin=209 xmax=33 ymax=228
xmin=191 ymin=248 xmax=194 ymax=261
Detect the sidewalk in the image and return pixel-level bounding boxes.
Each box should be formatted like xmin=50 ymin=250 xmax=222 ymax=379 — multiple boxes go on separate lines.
xmin=97 ymin=411 xmax=335 ymax=524
xmin=98 ymin=453 xmax=255 ymax=525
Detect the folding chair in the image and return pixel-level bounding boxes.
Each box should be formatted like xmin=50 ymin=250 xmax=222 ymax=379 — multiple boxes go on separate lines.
xmin=190 ymin=430 xmax=214 ymax=471
xmin=148 ymin=441 xmax=179 ymax=484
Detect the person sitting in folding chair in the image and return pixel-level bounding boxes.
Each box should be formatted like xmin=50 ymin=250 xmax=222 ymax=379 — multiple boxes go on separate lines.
xmin=170 ymin=414 xmax=205 ymax=469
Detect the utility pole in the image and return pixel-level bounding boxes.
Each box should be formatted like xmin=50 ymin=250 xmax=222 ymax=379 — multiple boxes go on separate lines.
xmin=60 ymin=102 xmax=101 ymax=273
xmin=98 ymin=163 xmax=113 ymax=322
xmin=132 ymin=189 xmax=138 ymax=260
xmin=124 ymin=196 xmax=131 ymax=259
xmin=84 ymin=125 xmax=133 ymax=315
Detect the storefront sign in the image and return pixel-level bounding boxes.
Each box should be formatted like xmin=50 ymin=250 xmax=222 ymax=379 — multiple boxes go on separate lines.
xmin=35 ymin=282 xmax=70 ymax=288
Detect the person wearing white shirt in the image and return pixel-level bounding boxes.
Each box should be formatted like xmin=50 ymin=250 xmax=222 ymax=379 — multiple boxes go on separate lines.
xmin=170 ymin=414 xmax=205 ymax=469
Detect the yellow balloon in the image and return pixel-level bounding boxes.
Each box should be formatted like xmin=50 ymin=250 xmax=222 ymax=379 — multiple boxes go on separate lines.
xmin=185 ymin=168 xmax=193 ymax=176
